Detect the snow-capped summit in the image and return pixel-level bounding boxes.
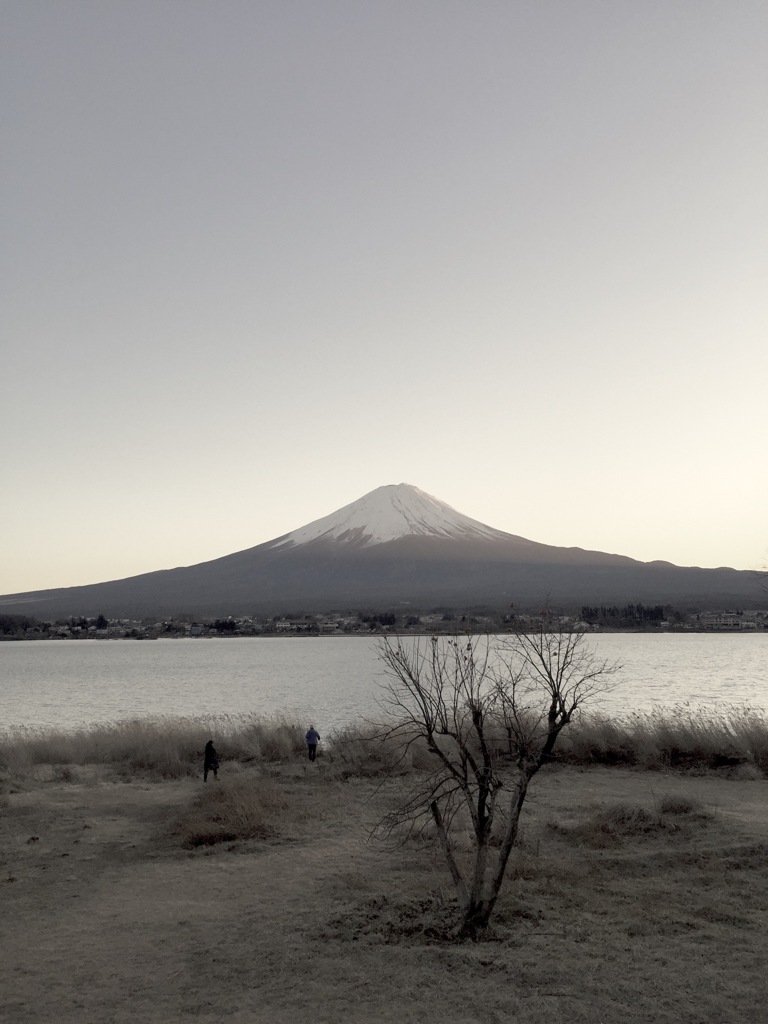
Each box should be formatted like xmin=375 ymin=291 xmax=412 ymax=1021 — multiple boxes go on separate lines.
xmin=270 ymin=483 xmax=513 ymax=549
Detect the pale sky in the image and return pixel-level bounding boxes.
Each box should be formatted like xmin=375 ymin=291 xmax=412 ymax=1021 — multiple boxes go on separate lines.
xmin=2 ymin=1 xmax=766 ymax=595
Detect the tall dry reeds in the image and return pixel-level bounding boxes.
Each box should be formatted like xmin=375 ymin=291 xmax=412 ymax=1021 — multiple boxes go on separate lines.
xmin=3 ymin=705 xmax=768 ymax=781
xmin=560 ymin=704 xmax=768 ymax=773
xmin=0 ymin=713 xmax=307 ymax=781
xmin=324 ymin=721 xmax=419 ymax=779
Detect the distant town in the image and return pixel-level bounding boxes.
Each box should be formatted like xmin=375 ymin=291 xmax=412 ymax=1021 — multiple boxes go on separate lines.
xmin=2 ymin=604 xmax=767 ymax=640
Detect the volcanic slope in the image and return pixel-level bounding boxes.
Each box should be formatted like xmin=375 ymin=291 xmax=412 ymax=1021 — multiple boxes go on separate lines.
xmin=0 ymin=484 xmax=762 ymax=618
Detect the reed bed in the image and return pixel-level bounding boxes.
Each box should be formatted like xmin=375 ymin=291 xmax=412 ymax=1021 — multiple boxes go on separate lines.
xmin=561 ymin=703 xmax=768 ymax=773
xmin=324 ymin=721 xmax=420 ymax=778
xmin=0 ymin=713 xmax=307 ymax=780
xmin=2 ymin=705 xmax=768 ymax=781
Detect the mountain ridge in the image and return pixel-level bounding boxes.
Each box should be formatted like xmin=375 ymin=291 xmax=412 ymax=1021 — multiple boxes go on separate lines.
xmin=0 ymin=484 xmax=763 ymax=618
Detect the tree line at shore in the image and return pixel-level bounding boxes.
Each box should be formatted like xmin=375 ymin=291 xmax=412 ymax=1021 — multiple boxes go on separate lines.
xmin=3 ymin=602 xmax=765 ymax=640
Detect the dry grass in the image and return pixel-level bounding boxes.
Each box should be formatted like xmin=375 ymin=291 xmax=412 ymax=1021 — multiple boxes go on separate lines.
xmin=0 ymin=714 xmax=307 ymax=783
xmin=4 ymin=706 xmax=768 ymax=789
xmin=1 ymin=761 xmax=767 ymax=1023
xmin=173 ymin=774 xmax=300 ymax=847
xmin=546 ymin=794 xmax=712 ymax=849
xmin=559 ymin=704 xmax=768 ymax=773
xmin=324 ymin=722 xmax=420 ymax=779
xmin=1 ymin=700 xmax=767 ymax=1017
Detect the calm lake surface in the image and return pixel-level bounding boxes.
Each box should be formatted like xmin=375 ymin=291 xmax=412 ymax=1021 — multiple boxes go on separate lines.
xmin=1 ymin=634 xmax=767 ymax=733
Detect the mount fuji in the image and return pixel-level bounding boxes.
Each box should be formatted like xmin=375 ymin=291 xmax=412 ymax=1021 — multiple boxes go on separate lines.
xmin=0 ymin=483 xmax=762 ymax=618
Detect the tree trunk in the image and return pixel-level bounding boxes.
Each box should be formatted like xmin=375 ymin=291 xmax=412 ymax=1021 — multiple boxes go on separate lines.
xmin=430 ymin=801 xmax=468 ymax=909
xmin=457 ymin=899 xmax=493 ymax=941
xmin=457 ymin=777 xmax=532 ymax=940
xmin=485 ymin=776 xmax=530 ymax=912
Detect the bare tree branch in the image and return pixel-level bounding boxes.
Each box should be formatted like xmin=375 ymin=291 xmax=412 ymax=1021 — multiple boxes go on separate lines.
xmin=375 ymin=628 xmax=619 ymax=939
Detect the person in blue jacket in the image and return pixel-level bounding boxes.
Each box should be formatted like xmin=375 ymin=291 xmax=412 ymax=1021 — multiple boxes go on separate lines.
xmin=305 ymin=725 xmax=320 ymax=762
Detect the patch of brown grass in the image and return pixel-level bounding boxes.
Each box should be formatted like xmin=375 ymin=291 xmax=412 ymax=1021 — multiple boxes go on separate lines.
xmin=547 ymin=793 xmax=714 ymax=849
xmin=655 ymin=791 xmax=706 ymax=815
xmin=173 ymin=775 xmax=293 ymax=847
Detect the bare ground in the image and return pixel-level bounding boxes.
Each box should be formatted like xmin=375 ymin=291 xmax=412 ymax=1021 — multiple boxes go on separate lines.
xmin=2 ymin=763 xmax=768 ymax=1024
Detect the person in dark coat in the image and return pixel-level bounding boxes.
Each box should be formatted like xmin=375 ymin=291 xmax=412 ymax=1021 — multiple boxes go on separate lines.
xmin=203 ymin=739 xmax=219 ymax=782
xmin=305 ymin=725 xmax=320 ymax=762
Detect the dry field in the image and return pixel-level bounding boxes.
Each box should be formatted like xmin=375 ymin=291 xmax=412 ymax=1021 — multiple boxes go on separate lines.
xmin=2 ymin=755 xmax=767 ymax=1024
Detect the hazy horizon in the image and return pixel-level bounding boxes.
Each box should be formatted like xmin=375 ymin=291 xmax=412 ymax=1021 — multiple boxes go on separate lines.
xmin=2 ymin=2 xmax=766 ymax=594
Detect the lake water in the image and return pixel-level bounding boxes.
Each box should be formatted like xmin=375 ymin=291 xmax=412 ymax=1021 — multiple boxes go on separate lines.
xmin=1 ymin=634 xmax=766 ymax=734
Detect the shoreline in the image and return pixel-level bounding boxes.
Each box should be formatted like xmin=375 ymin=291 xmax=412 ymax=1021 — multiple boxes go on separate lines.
xmin=3 ymin=624 xmax=768 ymax=642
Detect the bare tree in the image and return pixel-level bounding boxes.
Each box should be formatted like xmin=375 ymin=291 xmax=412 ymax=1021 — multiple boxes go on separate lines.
xmin=377 ymin=628 xmax=619 ymax=940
